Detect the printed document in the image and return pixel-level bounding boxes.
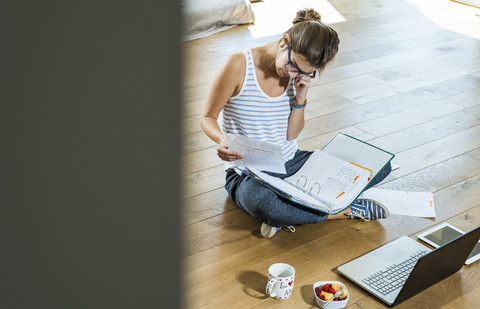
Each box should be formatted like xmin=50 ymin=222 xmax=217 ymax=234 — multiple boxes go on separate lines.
xmin=226 ymin=133 xmax=286 ymax=174
xmin=360 ymin=188 xmax=436 ymax=218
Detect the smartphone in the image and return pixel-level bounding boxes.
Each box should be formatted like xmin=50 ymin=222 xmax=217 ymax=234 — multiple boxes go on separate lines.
xmin=417 ymin=223 xmax=480 ymax=265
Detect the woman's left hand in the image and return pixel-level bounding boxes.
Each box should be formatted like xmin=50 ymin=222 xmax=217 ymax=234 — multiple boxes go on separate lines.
xmin=293 ymin=74 xmax=312 ymax=101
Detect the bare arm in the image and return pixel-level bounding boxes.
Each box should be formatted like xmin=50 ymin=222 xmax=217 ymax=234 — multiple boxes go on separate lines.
xmin=200 ymin=53 xmax=245 ymax=161
xmin=286 ymin=74 xmax=311 ymax=140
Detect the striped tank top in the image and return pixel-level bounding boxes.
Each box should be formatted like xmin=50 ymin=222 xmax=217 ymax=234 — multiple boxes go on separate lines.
xmin=221 ymin=49 xmax=299 ymax=162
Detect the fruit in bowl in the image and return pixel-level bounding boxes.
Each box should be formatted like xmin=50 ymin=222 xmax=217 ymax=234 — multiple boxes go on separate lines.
xmin=315 ymin=282 xmax=347 ymax=301
xmin=313 ymin=281 xmax=349 ymax=309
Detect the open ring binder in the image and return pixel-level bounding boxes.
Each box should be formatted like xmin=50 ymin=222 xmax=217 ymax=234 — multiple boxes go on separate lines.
xmin=240 ymin=133 xmax=395 ymax=214
xmin=310 ymin=183 xmax=321 ymax=195
xmin=296 ymin=175 xmax=307 ymax=189
xmin=296 ymin=175 xmax=321 ymax=197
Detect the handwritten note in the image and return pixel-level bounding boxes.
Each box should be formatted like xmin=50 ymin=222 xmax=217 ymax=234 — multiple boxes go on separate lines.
xmin=360 ymin=188 xmax=436 ymax=218
xmin=225 ymin=133 xmax=286 ymax=174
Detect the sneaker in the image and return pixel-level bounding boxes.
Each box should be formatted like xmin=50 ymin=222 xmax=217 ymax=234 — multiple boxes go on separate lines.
xmin=348 ymin=199 xmax=389 ymax=221
xmin=260 ymin=222 xmax=296 ymax=238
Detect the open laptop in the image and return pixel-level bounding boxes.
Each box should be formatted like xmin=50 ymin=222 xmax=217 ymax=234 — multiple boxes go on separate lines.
xmin=337 ymin=225 xmax=480 ymax=307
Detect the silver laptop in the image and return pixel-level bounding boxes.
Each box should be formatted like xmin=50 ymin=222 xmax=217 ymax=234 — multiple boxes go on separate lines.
xmin=337 ymin=226 xmax=480 ymax=307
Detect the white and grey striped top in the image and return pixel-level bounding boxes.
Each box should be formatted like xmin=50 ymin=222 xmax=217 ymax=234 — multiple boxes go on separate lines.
xmin=220 ymin=49 xmax=298 ymax=163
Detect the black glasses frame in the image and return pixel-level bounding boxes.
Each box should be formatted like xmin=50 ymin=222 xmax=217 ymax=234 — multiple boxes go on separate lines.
xmin=286 ymin=45 xmax=316 ymax=78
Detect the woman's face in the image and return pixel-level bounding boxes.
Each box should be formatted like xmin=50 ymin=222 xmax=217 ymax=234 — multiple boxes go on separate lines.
xmin=276 ymin=45 xmax=317 ymax=79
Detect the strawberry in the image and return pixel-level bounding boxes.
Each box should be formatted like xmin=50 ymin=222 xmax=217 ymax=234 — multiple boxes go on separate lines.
xmin=328 ymin=287 xmax=336 ymax=294
xmin=321 ymin=284 xmax=330 ymax=292
xmin=319 ymin=294 xmax=325 ymax=301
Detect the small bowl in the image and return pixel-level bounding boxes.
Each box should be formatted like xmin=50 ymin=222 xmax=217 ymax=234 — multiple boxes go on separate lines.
xmin=313 ymin=281 xmax=349 ymax=309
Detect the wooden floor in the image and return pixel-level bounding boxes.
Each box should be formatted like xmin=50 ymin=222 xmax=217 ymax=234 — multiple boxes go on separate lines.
xmin=182 ymin=0 xmax=480 ymax=308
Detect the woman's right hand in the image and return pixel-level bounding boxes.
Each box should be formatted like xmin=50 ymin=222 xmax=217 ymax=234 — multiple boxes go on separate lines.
xmin=217 ymin=138 xmax=243 ymax=162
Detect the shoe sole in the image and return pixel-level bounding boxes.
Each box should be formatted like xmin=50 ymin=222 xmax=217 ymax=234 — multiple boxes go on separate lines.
xmin=260 ymin=224 xmax=277 ymax=238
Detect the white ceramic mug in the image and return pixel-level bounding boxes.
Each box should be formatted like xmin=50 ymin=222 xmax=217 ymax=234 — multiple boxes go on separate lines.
xmin=265 ymin=263 xmax=295 ymax=300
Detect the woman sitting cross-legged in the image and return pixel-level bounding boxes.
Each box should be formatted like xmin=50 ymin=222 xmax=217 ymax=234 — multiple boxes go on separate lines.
xmin=200 ymin=8 xmax=391 ymax=238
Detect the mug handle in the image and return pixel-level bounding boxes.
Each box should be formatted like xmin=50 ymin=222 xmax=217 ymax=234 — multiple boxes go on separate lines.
xmin=266 ymin=278 xmax=277 ymax=297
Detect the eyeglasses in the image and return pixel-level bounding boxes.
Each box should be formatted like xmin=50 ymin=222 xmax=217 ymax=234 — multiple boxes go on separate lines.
xmin=286 ymin=45 xmax=316 ymax=78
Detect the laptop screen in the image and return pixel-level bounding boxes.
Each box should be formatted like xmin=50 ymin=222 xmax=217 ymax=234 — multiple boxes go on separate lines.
xmin=394 ymin=225 xmax=480 ymax=306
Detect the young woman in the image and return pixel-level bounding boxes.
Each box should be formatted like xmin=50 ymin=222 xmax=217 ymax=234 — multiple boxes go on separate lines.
xmin=201 ymin=9 xmax=391 ymax=238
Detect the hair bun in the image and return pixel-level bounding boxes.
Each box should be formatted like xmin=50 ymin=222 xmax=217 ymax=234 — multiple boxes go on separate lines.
xmin=292 ymin=8 xmax=322 ymax=25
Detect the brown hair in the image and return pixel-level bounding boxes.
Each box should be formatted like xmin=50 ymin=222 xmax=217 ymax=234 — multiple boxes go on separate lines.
xmin=285 ymin=9 xmax=340 ymax=72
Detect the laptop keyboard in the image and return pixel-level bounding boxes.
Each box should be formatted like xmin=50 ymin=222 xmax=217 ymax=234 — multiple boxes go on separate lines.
xmin=361 ymin=250 xmax=428 ymax=295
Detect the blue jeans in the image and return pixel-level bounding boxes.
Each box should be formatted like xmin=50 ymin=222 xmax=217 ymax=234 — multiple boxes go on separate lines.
xmin=225 ymin=150 xmax=391 ymax=227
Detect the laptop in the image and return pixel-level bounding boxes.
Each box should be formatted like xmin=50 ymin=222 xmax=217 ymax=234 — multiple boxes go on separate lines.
xmin=337 ymin=225 xmax=480 ymax=307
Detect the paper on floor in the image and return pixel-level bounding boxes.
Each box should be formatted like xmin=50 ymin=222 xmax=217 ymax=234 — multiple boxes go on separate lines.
xmin=360 ymin=188 xmax=435 ymax=218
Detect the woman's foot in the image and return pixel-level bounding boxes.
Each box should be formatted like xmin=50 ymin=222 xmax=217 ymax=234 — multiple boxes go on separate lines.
xmin=260 ymin=222 xmax=296 ymax=238
xmin=347 ymin=199 xmax=389 ymax=221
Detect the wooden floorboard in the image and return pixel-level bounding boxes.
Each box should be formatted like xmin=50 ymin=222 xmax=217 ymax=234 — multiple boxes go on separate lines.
xmin=182 ymin=0 xmax=480 ymax=307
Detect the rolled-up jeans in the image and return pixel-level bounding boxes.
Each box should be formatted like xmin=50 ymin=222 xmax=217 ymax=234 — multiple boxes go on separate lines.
xmin=225 ymin=150 xmax=391 ymax=227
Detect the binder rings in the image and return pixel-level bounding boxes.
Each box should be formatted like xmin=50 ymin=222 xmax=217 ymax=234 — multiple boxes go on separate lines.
xmin=242 ymin=133 xmax=395 ymax=214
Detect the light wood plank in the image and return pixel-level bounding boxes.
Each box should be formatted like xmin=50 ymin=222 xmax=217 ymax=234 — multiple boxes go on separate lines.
xmin=366 ymin=111 xmax=480 ymax=154
xmin=342 ymin=55 xmax=480 ymax=104
xmin=391 ymin=125 xmax=480 ymax=178
xmin=300 ymin=75 xmax=480 ymax=142
xmin=183 ymin=187 xmax=233 ymax=225
xmin=368 ymin=45 xmax=480 ymax=82
xmin=183 ymin=164 xmax=226 ymax=198
xmin=446 ymin=88 xmax=480 ymax=108
xmin=354 ymin=99 xmax=464 ymax=137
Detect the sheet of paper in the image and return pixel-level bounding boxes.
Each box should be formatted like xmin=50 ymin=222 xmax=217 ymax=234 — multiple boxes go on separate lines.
xmin=360 ymin=188 xmax=436 ymax=218
xmin=226 ymin=133 xmax=286 ymax=174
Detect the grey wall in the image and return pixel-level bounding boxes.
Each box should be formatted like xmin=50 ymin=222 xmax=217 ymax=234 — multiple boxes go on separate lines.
xmin=1 ymin=1 xmax=182 ymax=308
